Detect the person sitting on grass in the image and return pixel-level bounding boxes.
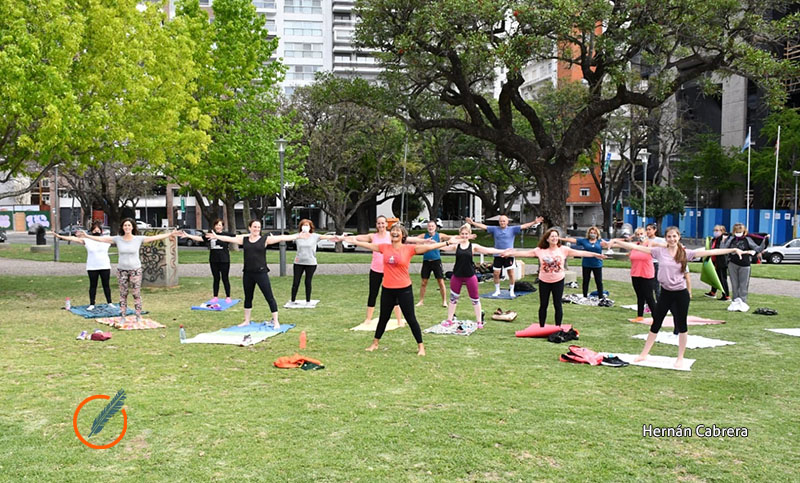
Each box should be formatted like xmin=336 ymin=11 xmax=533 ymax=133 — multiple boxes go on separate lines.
xmin=610 ymin=226 xmax=750 ymax=368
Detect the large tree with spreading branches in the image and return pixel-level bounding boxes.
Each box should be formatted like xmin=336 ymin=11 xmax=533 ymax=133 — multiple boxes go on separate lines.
xmin=345 ymin=0 xmax=798 ymax=227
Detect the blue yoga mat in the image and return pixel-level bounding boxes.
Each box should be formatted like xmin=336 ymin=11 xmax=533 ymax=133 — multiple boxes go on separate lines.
xmin=480 ymin=290 xmax=534 ymax=300
xmin=589 ymin=290 xmax=610 ymax=298
xmin=220 ymin=322 xmax=295 ymax=333
xmin=69 ymin=304 xmax=145 ymax=319
xmin=191 ymin=298 xmax=241 ymax=311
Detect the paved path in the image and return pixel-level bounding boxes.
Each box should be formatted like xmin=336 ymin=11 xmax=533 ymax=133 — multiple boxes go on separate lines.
xmin=2 ymin=259 xmax=799 ymax=297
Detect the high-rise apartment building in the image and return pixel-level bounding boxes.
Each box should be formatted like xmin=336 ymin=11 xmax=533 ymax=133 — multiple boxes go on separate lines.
xmin=170 ymin=0 xmax=380 ymax=96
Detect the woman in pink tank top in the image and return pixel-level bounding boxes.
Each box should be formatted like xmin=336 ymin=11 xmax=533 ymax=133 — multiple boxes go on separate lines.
xmin=355 ymin=216 xmax=403 ymax=326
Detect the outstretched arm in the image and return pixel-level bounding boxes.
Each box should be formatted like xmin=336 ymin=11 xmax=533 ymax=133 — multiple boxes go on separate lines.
xmin=610 ymin=239 xmax=652 ymax=254
xmin=503 ymin=248 xmax=539 ymax=258
xmin=354 ymin=233 xmax=374 ymax=242
xmin=520 ymin=216 xmax=544 ymax=230
xmin=206 ymin=232 xmax=243 ymax=246
xmin=566 ymin=248 xmax=607 ymax=259
xmin=465 ymin=217 xmax=487 ymax=231
xmin=472 ymin=244 xmax=505 ymax=256
xmin=141 ymin=230 xmax=179 ymax=244
xmin=694 ymin=247 xmax=750 ymax=259
xmin=76 ymin=231 xmax=114 ymax=244
xmin=264 ymin=232 xmax=310 ymax=246
xmin=49 ymin=231 xmax=84 ymax=245
xmin=181 ymin=232 xmax=205 ymax=243
xmin=343 ymin=236 xmax=380 ymax=252
xmin=560 ymin=236 xmax=577 ymax=244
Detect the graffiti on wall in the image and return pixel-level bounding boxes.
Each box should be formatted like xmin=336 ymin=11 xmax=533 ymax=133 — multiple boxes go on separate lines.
xmin=139 ymin=229 xmax=179 ymax=287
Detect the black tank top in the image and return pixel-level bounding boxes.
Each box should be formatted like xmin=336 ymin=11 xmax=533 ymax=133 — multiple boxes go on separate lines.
xmin=243 ymin=236 xmax=268 ymax=273
xmin=453 ymin=242 xmax=475 ymax=278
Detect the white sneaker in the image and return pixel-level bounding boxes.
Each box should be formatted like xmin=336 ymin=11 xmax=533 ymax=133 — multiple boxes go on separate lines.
xmin=491 ymin=291 xmax=501 ymax=297
xmin=509 ymin=291 xmax=516 ymax=299
xmin=738 ymin=301 xmax=750 ymax=312
xmin=107 ymin=303 xmax=116 ymax=309
xmin=727 ymin=300 xmax=740 ymax=312
xmin=87 ymin=305 xmax=95 ymax=311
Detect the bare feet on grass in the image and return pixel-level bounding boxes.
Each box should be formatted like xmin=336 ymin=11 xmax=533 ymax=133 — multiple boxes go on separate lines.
xmin=417 ymin=344 xmax=426 ymax=356
xmin=365 ymin=341 xmax=379 ymax=352
xmin=633 ymin=354 xmax=647 ymax=363
xmin=674 ymin=358 xmax=684 ymax=369
xmin=415 ymin=300 xmax=424 ymax=307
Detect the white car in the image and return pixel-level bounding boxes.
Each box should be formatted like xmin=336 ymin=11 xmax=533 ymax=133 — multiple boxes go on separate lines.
xmin=317 ymin=232 xmax=356 ymax=251
xmin=136 ymin=220 xmax=151 ymax=229
xmin=411 ymin=217 xmax=443 ymax=230
xmin=762 ymin=238 xmax=800 ymax=264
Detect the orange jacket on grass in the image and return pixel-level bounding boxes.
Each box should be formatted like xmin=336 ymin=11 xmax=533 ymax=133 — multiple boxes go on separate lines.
xmin=273 ymin=353 xmax=323 ymax=368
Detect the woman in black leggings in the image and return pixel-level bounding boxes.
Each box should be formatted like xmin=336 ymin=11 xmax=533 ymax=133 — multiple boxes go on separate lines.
xmin=505 ymin=228 xmax=606 ymax=327
xmin=612 ymin=227 xmax=748 ymax=368
xmin=346 ymin=224 xmax=467 ymax=356
xmin=208 ymin=219 xmax=308 ymax=328
xmin=50 ymin=221 xmax=113 ymax=310
xmin=181 ymin=218 xmax=232 ymax=303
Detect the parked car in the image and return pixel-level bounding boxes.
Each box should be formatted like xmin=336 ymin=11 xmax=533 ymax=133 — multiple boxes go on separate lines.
xmin=0 ymin=229 xmax=6 ymax=243
xmin=136 ymin=220 xmax=151 ymax=229
xmin=762 ymin=238 xmax=800 ymax=264
xmin=266 ymin=230 xmax=296 ymax=250
xmin=411 ymin=217 xmax=443 ymax=230
xmin=177 ymin=228 xmax=208 ymax=247
xmin=317 ymin=232 xmax=356 ymax=251
xmin=58 ymin=224 xmax=85 ymax=236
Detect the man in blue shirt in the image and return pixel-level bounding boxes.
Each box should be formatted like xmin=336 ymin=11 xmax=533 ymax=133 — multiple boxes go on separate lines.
xmin=466 ymin=214 xmax=543 ymax=297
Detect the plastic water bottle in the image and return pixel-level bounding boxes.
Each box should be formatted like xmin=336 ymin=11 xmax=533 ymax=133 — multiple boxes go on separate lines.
xmin=179 ymin=324 xmax=186 ymax=342
xmin=65 ymin=297 xmax=71 ymax=310
xmin=299 ymin=330 xmax=307 ymax=350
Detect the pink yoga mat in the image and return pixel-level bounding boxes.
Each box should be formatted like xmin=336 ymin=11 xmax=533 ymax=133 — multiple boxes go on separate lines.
xmin=629 ymin=316 xmax=725 ymax=327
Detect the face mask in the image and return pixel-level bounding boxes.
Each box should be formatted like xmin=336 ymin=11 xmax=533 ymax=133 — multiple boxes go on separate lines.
xmin=734 ymin=232 xmax=743 ymax=237
xmin=588 ymin=233 xmax=597 ymax=240
xmin=301 ymin=225 xmax=310 ymax=233
xmin=713 ymin=231 xmax=722 ymax=237
xmin=92 ymin=232 xmax=101 ymax=236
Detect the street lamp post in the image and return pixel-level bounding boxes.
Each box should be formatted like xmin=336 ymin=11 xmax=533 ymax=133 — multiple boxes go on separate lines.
xmin=277 ymin=137 xmax=287 ymax=277
xmin=793 ymin=170 xmax=800 ymax=239
xmin=694 ymin=175 xmax=701 ymax=240
xmin=641 ymin=155 xmax=648 ymax=227
xmin=53 ymin=165 xmax=60 ymax=262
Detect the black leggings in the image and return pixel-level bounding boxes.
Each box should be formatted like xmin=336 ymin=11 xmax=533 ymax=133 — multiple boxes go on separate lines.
xmin=709 ymin=265 xmax=729 ymax=296
xmin=631 ymin=276 xmax=657 ymax=318
xmin=375 ymin=285 xmax=423 ymax=343
xmin=538 ymin=279 xmax=565 ymax=327
xmin=367 ymin=269 xmax=383 ymax=308
xmin=650 ymin=287 xmax=690 ymax=334
xmin=87 ymin=269 xmax=112 ymax=305
xmin=291 ymin=264 xmax=317 ymax=302
xmin=582 ymin=266 xmax=603 ymax=297
xmin=210 ymin=262 xmax=231 ymax=298
xmin=243 ymin=271 xmax=278 ymax=312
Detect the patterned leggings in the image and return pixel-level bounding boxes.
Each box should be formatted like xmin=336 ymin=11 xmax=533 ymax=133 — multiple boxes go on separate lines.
xmin=118 ymin=268 xmax=143 ymax=316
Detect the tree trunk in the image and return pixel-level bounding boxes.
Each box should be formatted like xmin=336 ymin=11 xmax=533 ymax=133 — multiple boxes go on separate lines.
xmin=535 ymin=164 xmax=570 ymax=229
xmin=334 ymin=215 xmax=347 ymax=253
xmin=242 ymin=199 xmax=252 ymax=225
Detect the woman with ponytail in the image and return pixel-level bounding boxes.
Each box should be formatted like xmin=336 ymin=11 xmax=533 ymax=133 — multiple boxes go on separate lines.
xmin=611 ymin=227 xmax=749 ymax=368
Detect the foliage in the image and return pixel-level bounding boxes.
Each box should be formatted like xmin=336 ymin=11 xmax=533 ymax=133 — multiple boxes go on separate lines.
xmin=347 ymin=0 xmax=798 ymax=228
xmin=0 ymin=0 xmax=208 ymax=200
xmin=749 ymin=108 xmax=800 ymax=207
xmin=169 ymin=0 xmax=300 ymax=229
xmin=628 ymin=185 xmax=686 ymax=226
xmin=674 ymin=135 xmax=746 ymax=202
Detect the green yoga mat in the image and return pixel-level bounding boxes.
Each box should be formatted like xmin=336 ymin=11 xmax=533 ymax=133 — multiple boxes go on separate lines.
xmin=700 ymin=237 xmax=725 ymax=295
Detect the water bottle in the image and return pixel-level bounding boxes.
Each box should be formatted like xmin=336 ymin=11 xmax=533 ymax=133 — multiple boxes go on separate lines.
xmin=299 ymin=330 xmax=307 ymax=350
xmin=65 ymin=297 xmax=71 ymax=310
xmin=179 ymin=324 xmax=186 ymax=342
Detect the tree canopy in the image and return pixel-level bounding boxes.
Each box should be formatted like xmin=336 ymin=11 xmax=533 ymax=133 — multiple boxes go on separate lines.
xmin=349 ymin=0 xmax=798 ymax=227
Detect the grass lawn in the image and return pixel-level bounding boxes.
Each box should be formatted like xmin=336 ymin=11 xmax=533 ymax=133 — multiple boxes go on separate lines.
xmin=1 ymin=272 xmax=799 ymax=481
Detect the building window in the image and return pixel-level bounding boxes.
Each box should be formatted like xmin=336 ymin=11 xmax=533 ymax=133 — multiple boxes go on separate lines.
xmin=284 ymin=42 xmax=323 ymax=58
xmin=334 ymin=55 xmax=351 ymax=63
xmin=284 ymin=20 xmax=323 ymax=36
xmin=284 ymin=0 xmax=321 ymax=14
xmin=253 ymin=0 xmax=275 ymax=8
xmin=579 ymin=188 xmax=590 ymax=197
xmin=334 ymin=29 xmax=353 ymax=41
xmin=286 ymin=64 xmax=321 ymax=81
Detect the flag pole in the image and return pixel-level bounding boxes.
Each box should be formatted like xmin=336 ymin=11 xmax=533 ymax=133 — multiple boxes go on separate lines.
xmin=746 ymin=126 xmax=751 ymax=226
xmin=771 ymin=126 xmax=781 ymax=241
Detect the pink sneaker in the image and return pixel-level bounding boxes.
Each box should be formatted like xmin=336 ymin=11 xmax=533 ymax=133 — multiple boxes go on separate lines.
xmin=210 ymin=297 xmax=219 ymax=303
xmin=442 ymin=320 xmax=454 ymax=327
xmin=644 ymin=306 xmax=651 ymax=314
xmin=477 ymin=321 xmax=484 ymax=329
xmin=225 ymin=297 xmax=232 ymax=304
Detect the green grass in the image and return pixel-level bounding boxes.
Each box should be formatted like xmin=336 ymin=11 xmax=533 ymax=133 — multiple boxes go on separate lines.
xmin=1 ymin=273 xmax=799 ymax=481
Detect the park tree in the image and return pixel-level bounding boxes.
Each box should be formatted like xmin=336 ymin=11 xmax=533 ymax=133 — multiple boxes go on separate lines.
xmin=748 ymin=108 xmax=800 ymax=208
xmin=345 ymin=0 xmax=797 ymax=228
xmin=628 ymin=185 xmax=686 ymax=230
xmin=170 ymin=0 xmax=300 ymax=231
xmin=291 ymin=82 xmax=406 ymax=246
